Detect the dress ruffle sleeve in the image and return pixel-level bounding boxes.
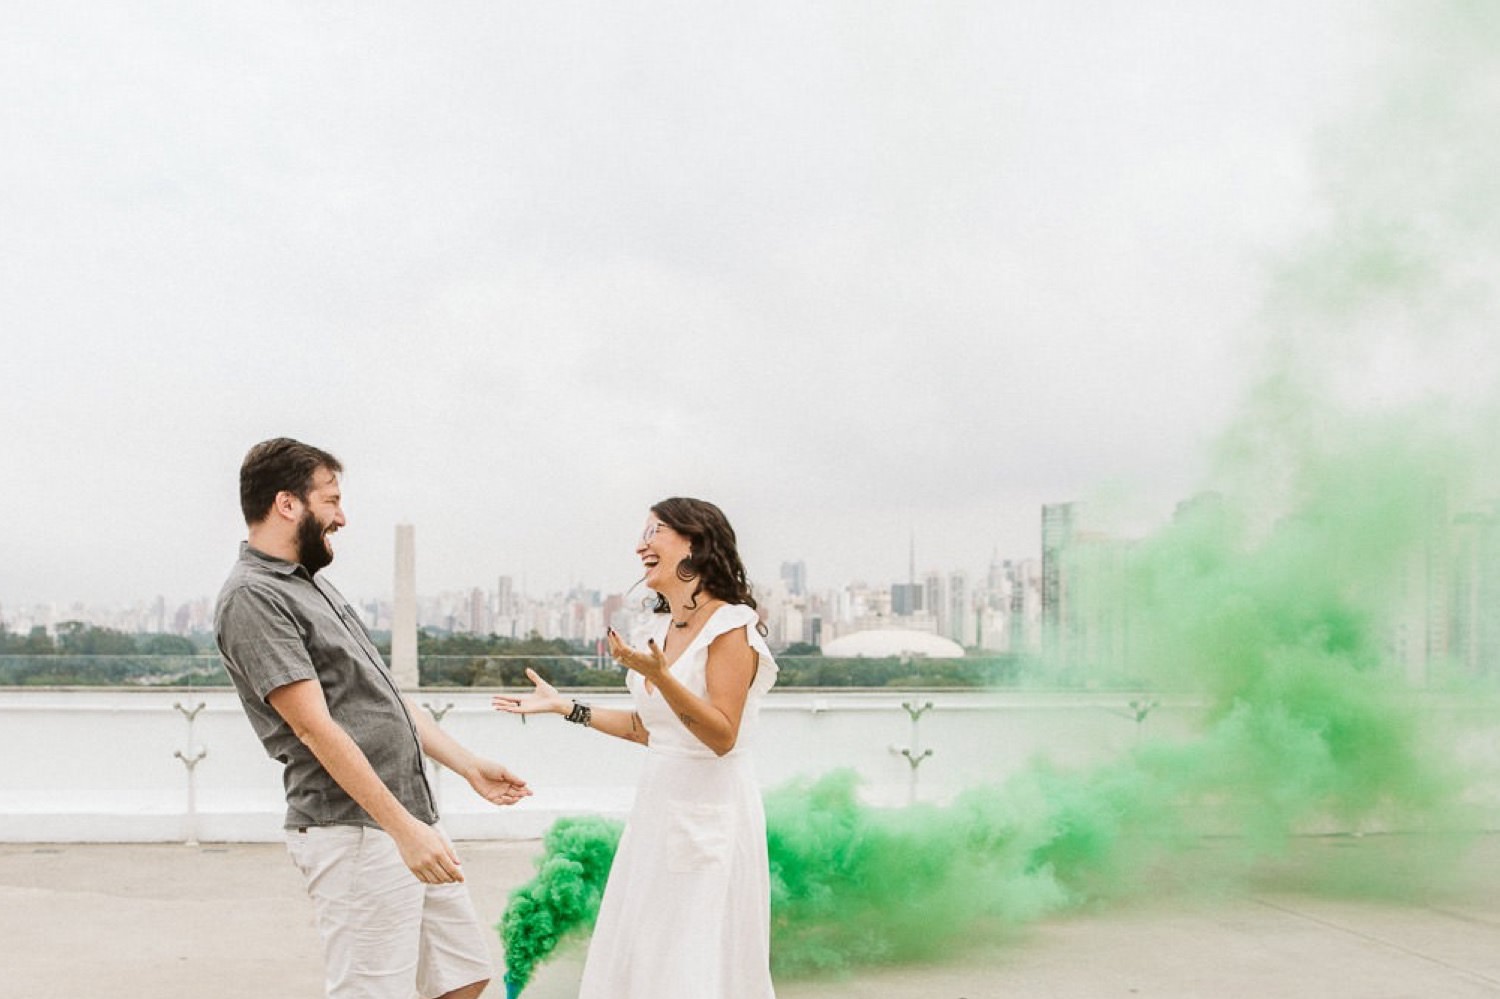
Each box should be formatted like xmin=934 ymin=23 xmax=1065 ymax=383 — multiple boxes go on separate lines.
xmin=697 ymin=603 xmax=779 ymax=696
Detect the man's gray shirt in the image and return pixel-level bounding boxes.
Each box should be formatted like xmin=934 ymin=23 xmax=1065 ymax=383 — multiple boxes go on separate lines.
xmin=214 ymin=543 xmax=437 ymax=829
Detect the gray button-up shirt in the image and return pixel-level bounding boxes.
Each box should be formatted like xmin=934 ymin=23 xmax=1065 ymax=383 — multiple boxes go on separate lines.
xmin=214 ymin=543 xmax=437 ymax=829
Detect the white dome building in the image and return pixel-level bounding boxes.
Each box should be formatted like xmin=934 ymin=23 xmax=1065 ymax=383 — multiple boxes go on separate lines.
xmin=821 ymin=629 xmax=965 ymax=659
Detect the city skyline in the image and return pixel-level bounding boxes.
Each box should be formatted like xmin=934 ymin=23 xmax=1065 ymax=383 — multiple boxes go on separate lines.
xmin=10 ymin=480 xmax=1496 ymax=690
xmin=0 ymin=515 xmax=1053 ymax=638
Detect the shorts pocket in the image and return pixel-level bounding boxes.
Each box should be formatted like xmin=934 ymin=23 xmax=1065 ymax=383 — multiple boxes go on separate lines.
xmin=666 ymin=802 xmax=732 ymax=873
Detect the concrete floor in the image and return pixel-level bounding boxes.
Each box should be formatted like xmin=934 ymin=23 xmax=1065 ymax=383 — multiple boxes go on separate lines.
xmin=3 ymin=833 xmax=1498 ymax=998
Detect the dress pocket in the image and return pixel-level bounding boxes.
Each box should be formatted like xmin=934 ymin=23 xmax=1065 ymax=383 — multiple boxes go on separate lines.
xmin=665 ymin=801 xmax=732 ymax=873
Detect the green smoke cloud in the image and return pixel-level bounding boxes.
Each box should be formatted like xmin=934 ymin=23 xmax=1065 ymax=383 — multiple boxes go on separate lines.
xmin=498 ymin=2 xmax=1500 ymax=989
xmin=497 ymin=815 xmax=621 ymax=995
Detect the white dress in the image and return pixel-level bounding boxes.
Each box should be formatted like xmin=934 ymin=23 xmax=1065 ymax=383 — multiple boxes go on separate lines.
xmin=578 ymin=603 xmax=779 ymax=999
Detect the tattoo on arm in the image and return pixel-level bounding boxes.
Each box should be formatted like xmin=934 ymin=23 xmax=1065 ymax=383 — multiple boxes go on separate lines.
xmin=677 ymin=712 xmax=696 ymax=729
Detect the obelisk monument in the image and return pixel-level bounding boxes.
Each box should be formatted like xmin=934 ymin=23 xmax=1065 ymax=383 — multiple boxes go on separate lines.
xmin=392 ymin=523 xmax=418 ymax=689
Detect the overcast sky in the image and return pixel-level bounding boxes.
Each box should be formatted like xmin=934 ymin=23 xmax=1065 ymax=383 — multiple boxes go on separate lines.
xmin=2 ymin=2 xmax=1392 ymax=609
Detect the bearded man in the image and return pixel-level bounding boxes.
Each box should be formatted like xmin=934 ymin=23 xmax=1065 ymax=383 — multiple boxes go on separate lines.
xmin=215 ymin=437 xmax=529 ymax=999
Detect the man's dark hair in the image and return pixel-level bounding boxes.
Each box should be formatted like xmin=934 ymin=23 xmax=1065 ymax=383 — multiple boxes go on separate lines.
xmin=239 ymin=438 xmax=343 ymax=525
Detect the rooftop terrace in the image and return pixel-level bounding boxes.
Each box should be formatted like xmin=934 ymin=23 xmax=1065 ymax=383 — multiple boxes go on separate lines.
xmin=5 ymin=685 xmax=1498 ymax=997
xmin=6 ymin=833 xmax=1499 ymax=998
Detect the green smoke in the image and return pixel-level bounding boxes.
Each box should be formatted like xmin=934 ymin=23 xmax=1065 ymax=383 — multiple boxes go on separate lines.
xmin=498 ymin=2 xmax=1500 ymax=988
xmin=499 ymin=464 xmax=1492 ymax=983
xmin=497 ymin=815 xmax=621 ymax=994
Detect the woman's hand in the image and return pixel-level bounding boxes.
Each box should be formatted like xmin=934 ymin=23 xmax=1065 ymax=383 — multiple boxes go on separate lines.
xmin=492 ymin=667 xmax=570 ymax=716
xmin=607 ymin=627 xmax=667 ymax=681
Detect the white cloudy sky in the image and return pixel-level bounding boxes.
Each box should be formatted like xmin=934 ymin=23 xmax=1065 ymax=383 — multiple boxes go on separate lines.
xmin=1 ymin=2 xmax=1392 ymax=608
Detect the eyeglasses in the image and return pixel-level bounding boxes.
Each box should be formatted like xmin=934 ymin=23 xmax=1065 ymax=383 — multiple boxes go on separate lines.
xmin=640 ymin=520 xmax=666 ymax=543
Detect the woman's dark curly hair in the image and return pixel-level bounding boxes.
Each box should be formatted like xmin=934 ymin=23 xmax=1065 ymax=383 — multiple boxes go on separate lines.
xmin=647 ymin=497 xmax=764 ymax=632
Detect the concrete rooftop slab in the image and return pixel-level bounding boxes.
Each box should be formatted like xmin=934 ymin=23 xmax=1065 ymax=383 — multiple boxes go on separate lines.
xmin=3 ymin=834 xmax=1497 ymax=998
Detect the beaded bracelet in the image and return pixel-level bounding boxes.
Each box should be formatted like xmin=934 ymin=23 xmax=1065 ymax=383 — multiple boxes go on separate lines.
xmin=565 ymin=700 xmax=593 ymax=727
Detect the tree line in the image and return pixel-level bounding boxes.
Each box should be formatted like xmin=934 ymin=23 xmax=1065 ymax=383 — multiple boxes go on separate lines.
xmin=0 ymin=621 xmax=202 ymax=655
xmin=0 ymin=622 xmax=216 ymax=685
xmin=0 ymin=623 xmax=1025 ymax=689
xmin=411 ymin=632 xmax=625 ymax=688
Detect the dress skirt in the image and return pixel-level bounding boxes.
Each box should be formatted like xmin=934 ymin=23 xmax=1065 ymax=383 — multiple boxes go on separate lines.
xmin=577 ymin=744 xmax=775 ymax=999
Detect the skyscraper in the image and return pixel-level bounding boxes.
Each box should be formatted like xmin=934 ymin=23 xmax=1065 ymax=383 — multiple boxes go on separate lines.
xmin=779 ymin=560 xmax=807 ymax=597
xmin=890 ymin=583 xmax=923 ymax=616
xmin=925 ymin=571 xmax=947 ymax=639
xmin=1041 ymin=502 xmax=1075 ymax=649
xmin=496 ymin=575 xmax=516 ymax=619
xmin=1451 ymin=502 xmax=1500 ymax=680
xmin=467 ymin=587 xmax=490 ymax=635
xmin=947 ymin=570 xmax=970 ymax=647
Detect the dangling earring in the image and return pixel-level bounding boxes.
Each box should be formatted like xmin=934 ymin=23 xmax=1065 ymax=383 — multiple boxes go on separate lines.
xmin=676 ymin=553 xmax=699 ymax=582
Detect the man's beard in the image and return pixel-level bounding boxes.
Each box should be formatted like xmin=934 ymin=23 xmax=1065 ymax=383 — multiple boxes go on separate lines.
xmin=295 ymin=509 xmax=335 ymax=575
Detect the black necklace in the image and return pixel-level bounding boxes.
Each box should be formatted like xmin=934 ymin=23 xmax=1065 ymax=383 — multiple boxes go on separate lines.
xmin=671 ymin=600 xmax=710 ymax=629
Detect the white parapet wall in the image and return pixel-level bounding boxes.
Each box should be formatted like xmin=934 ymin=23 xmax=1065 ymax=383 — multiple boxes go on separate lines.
xmin=1 ymin=687 xmax=1495 ymax=842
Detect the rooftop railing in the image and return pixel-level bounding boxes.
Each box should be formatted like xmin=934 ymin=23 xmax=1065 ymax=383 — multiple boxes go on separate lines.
xmin=0 ymin=652 xmax=1031 ymax=690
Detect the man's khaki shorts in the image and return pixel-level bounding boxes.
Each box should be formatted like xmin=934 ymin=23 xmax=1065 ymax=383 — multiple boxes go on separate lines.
xmin=287 ymin=823 xmax=494 ymax=999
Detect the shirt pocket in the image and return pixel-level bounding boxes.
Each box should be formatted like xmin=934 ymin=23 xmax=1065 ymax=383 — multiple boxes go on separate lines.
xmin=666 ymin=801 xmax=733 ymax=873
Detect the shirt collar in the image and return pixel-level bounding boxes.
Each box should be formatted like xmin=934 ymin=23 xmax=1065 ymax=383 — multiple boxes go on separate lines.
xmin=239 ymin=541 xmax=306 ymax=578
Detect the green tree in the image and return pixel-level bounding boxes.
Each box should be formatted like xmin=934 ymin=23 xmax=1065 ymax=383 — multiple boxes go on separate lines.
xmin=137 ymin=633 xmax=197 ymax=655
xmin=54 ymin=622 xmax=137 ymax=655
xmin=19 ymin=626 xmax=55 ymax=654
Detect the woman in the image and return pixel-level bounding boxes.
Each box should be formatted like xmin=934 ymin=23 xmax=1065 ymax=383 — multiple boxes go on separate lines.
xmin=493 ymin=497 xmax=778 ymax=998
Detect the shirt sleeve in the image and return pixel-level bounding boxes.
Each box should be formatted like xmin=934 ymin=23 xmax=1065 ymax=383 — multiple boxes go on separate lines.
xmin=217 ymin=583 xmax=319 ymax=702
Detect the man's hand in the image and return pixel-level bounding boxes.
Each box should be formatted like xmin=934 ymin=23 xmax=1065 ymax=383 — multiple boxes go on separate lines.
xmin=270 ymin=680 xmax=465 ymax=881
xmin=393 ymin=818 xmax=465 ymax=884
xmin=466 ymin=759 xmax=531 ymax=806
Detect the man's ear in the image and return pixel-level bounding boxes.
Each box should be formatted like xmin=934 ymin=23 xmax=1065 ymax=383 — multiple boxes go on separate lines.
xmin=273 ymin=490 xmax=303 ymax=523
